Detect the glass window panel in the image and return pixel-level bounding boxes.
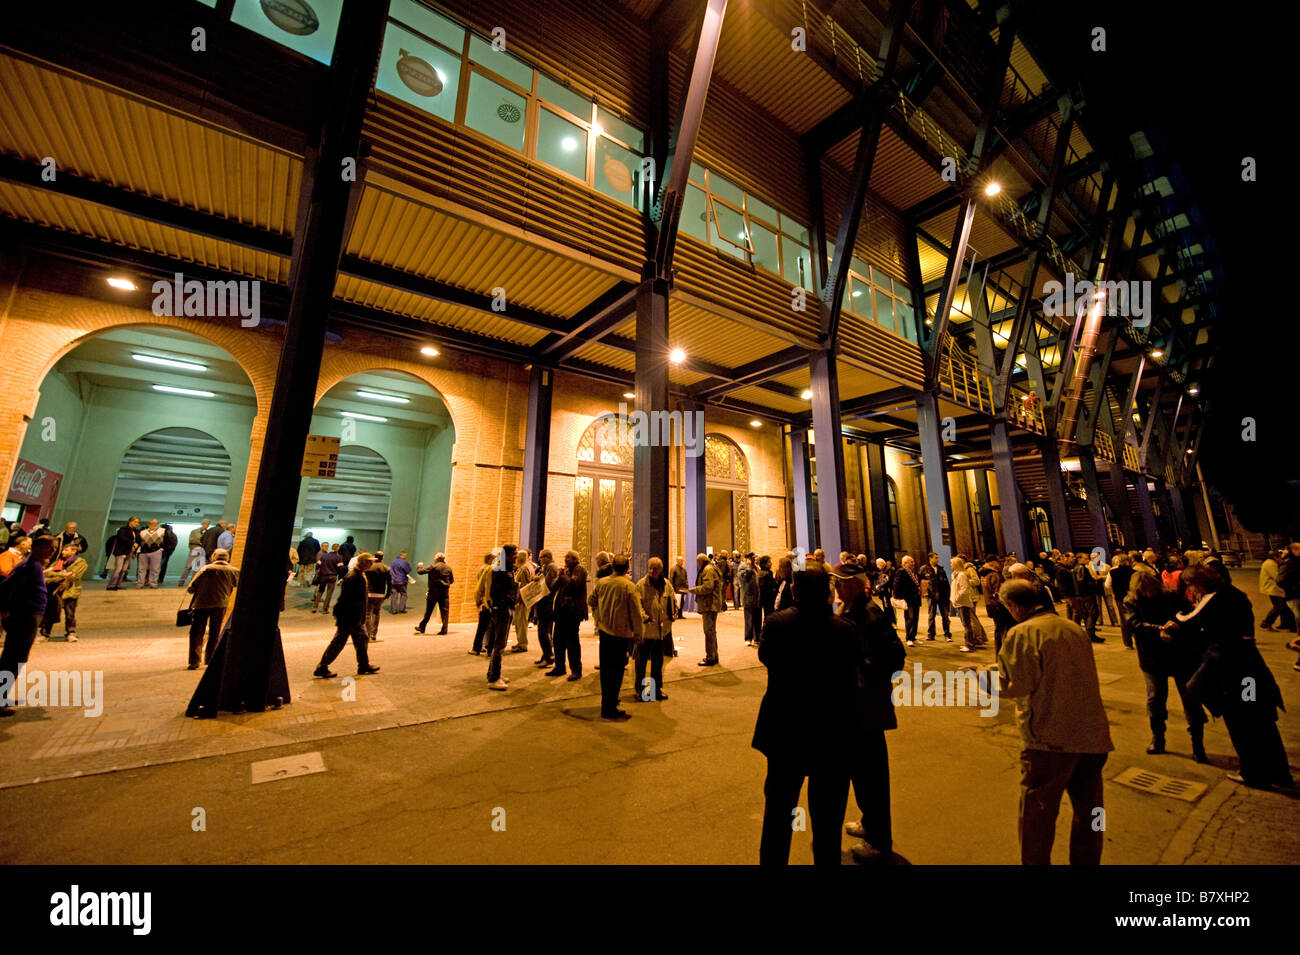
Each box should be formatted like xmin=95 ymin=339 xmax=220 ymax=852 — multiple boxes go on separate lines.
xmin=231 ymin=0 xmax=344 ymax=64
xmin=746 ymin=194 xmax=780 ymax=225
xmin=682 ymin=184 xmax=709 ymax=242
xmin=537 ymin=108 xmax=587 ymax=179
xmin=709 ymin=200 xmax=747 ymax=260
xmin=538 ymin=74 xmax=591 ymax=121
xmin=595 ymin=138 xmax=640 ymax=209
xmin=707 ymin=171 xmax=744 ymax=208
xmin=896 ymin=300 xmax=916 ymax=341
xmin=782 ymin=217 xmax=810 ymax=245
xmin=689 ymin=161 xmax=708 ymax=184
xmin=465 ymin=72 xmax=527 ymax=151
xmin=595 ymin=108 xmax=645 ymax=152
xmin=750 ymin=221 xmax=779 ymax=274
xmin=850 ymin=276 xmax=871 ymax=316
xmin=469 ymin=34 xmax=533 ymax=90
xmin=377 ymin=23 xmax=460 ymax=123
xmin=390 ymin=0 xmax=464 ymax=52
xmin=782 ymin=241 xmax=814 ymax=291
xmin=875 ymin=291 xmax=895 ymax=332
xmin=852 ymin=256 xmax=870 ymax=279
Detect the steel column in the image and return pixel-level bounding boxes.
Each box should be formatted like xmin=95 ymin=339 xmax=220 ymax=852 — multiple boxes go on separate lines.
xmin=1133 ymin=476 xmax=1160 ymax=547
xmin=790 ymin=429 xmax=817 ymax=553
xmin=990 ymin=420 xmax=1030 ymax=560
xmin=186 ymin=0 xmax=390 ymax=719
xmin=1038 ymin=438 xmax=1074 ymax=553
xmin=915 ymin=392 xmax=954 ymax=565
xmin=1077 ymin=450 xmax=1110 ymax=550
xmin=924 ymin=197 xmax=977 ymax=387
xmin=864 ymin=440 xmax=893 ymax=561
xmin=684 ymin=400 xmax=708 ymax=565
xmin=632 ymin=278 xmax=670 ymax=579
xmin=973 ymin=468 xmax=999 ymax=556
xmin=519 ymin=364 xmax=553 ymax=554
xmin=809 ymin=350 xmax=847 ymax=560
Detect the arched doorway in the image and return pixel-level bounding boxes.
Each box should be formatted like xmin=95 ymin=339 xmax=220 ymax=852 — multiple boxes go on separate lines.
xmin=306 ymin=369 xmax=454 ymax=560
xmin=19 ymin=326 xmax=257 ymax=563
xmin=705 ymin=433 xmax=750 ymax=554
xmin=573 ymin=413 xmax=635 ymax=571
xmin=1029 ymin=506 xmax=1053 ymax=552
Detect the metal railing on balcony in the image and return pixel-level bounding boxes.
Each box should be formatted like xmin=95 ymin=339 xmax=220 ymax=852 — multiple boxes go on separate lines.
xmin=1122 ymin=442 xmax=1141 ymax=472
xmin=1094 ymin=430 xmax=1116 ymax=463
xmin=937 ymin=336 xmax=994 ymax=414
xmin=1009 ymin=388 xmax=1047 ymax=434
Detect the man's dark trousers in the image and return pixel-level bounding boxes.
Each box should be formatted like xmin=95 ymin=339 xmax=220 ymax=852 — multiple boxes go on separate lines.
xmin=189 ymin=607 xmax=223 ymax=667
xmin=1018 ymin=750 xmax=1107 ymax=865
xmin=0 ymin=613 xmax=39 ymax=707
xmin=485 ymin=612 xmax=512 ymax=682
xmin=759 ymin=759 xmax=850 ymax=865
xmin=633 ymin=638 xmax=664 ymax=699
xmin=597 ymin=631 xmax=628 ymax=715
xmin=471 ymin=606 xmax=491 ymax=652
xmin=552 ymin=611 xmax=581 ymax=673
xmin=319 ymin=620 xmax=372 ymax=672
xmin=926 ymin=596 xmax=951 ymax=638
xmin=419 ymin=588 xmax=450 ymax=633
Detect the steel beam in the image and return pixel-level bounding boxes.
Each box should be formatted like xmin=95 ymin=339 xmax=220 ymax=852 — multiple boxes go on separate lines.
xmin=972 ymin=468 xmax=998 ymax=555
xmin=1038 ymin=437 xmax=1074 ymax=553
xmin=187 ymin=0 xmax=390 ymax=719
xmin=1132 ymin=475 xmax=1160 ymax=547
xmin=809 ymin=350 xmax=847 ymax=558
xmin=915 ymin=392 xmax=954 ymax=565
xmin=631 ymin=278 xmax=671 ymax=579
xmin=990 ymin=419 xmax=1029 ymax=560
xmin=790 ymin=429 xmax=817 ymax=553
xmin=1076 ymin=450 xmax=1110 ymax=550
xmin=924 ymin=196 xmax=977 ymax=387
xmin=519 ymin=364 xmax=553 ymax=554
xmin=684 ymin=400 xmax=708 ymax=565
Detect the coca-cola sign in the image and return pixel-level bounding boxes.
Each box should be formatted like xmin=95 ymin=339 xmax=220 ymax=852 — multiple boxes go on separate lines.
xmin=9 ymin=458 xmax=62 ymax=506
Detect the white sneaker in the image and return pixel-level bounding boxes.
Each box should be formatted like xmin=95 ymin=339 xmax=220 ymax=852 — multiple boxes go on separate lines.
xmin=959 ymin=646 xmax=973 ymax=652
xmin=906 ymin=640 xmax=916 ymax=647
xmin=488 ymin=679 xmax=508 ymax=691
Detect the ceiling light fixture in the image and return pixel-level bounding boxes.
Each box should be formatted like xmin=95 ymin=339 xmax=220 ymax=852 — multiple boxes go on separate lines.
xmin=622 ymin=391 xmax=636 ymax=399
xmin=669 ymin=348 xmax=686 ymax=364
xmin=152 ymin=385 xmax=214 ymax=398
xmin=106 ymin=276 xmax=137 ymax=291
xmin=984 ymin=182 xmax=1002 ymax=197
xmin=341 ymin=411 xmax=388 ymax=422
xmin=801 ymin=389 xmax=813 ymax=400
xmin=749 ymin=419 xmax=762 ymax=428
xmin=133 ymin=353 xmax=206 ymax=373
xmin=357 ymin=390 xmax=410 ymax=404
xmin=420 ymin=345 xmax=439 ymax=357
xmin=1150 ymin=349 xmax=1164 ymax=358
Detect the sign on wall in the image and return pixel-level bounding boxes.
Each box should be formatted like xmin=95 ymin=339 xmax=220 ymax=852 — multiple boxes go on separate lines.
xmin=301 ymin=435 xmax=340 ymax=478
xmin=9 ymin=458 xmax=62 ymax=510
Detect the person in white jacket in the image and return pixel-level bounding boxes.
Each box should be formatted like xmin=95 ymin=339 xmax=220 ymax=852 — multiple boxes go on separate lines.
xmin=950 ymin=557 xmax=987 ymax=652
xmin=1259 ymin=550 xmax=1295 ymax=631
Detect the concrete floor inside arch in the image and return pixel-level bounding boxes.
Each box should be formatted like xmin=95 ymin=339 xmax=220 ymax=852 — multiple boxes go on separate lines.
xmin=0 ymin=576 xmax=1295 ymax=865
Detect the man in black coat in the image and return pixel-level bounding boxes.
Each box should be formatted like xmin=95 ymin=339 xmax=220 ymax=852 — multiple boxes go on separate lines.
xmin=892 ymin=556 xmax=923 ymax=646
xmin=337 ymin=535 xmax=357 ymax=563
xmin=297 ymin=532 xmax=321 ymax=586
xmin=752 ymin=559 xmax=860 ymax=865
xmin=415 ymin=553 xmax=454 ymax=634
xmin=105 ymin=517 xmax=140 ymax=590
xmin=919 ymin=551 xmax=952 ymax=641
xmin=314 ymin=553 xmax=380 ymax=678
xmin=201 ymin=521 xmax=225 ymax=560
xmin=547 ymin=550 xmax=587 ymax=679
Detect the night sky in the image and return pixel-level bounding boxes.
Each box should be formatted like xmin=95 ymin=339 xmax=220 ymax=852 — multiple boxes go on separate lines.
xmin=1010 ymin=0 xmax=1293 ymax=535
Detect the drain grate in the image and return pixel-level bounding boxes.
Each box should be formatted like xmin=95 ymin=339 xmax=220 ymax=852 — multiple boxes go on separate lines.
xmin=1113 ymin=766 xmax=1207 ymax=802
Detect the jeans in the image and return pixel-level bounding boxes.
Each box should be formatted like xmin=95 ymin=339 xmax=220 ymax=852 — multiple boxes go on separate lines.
xmin=957 ymin=605 xmax=986 ymax=648
xmin=1018 ymin=750 xmax=1108 ymax=865
xmin=551 ymin=611 xmax=582 ymax=673
xmin=851 ymin=729 xmax=892 ymax=852
xmin=634 ymin=638 xmax=665 ymax=699
xmin=41 ymin=595 xmax=81 ymax=637
xmin=1101 ymin=592 xmax=1121 ymax=627
xmin=365 ymin=596 xmax=385 ymax=639
xmin=700 ymin=611 xmax=719 ymax=662
xmin=107 ymin=553 xmax=132 ymax=589
xmin=189 ymin=607 xmax=224 ymax=667
xmin=313 ymin=579 xmax=337 ymax=613
xmin=472 ymin=606 xmax=491 ymax=653
xmin=743 ymin=605 xmax=761 ymax=644
xmin=137 ymin=550 xmax=162 ymax=587
xmin=903 ymin=605 xmax=919 ymax=642
xmin=759 ymin=758 xmax=850 ymax=865
xmin=485 ymin=612 xmax=513 ymax=683
xmin=178 ymin=546 xmax=206 ymax=587
xmin=319 ymin=618 xmax=372 ymax=672
xmin=926 ymin=596 xmax=951 ymax=637
xmin=0 ymin=613 xmax=39 ymax=706
xmin=390 ymin=582 xmax=407 ymax=614
xmin=1262 ymin=595 xmax=1295 ymax=630
xmin=598 ymin=631 xmax=629 ymax=715
xmin=1142 ymin=668 xmax=1205 ymax=741
xmin=419 ymin=589 xmax=449 ymax=632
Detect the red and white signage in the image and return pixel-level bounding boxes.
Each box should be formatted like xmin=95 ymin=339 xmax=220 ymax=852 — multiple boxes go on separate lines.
xmin=8 ymin=458 xmax=63 ymax=515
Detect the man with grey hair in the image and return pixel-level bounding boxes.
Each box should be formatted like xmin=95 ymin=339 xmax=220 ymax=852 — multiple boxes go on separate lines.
xmin=689 ymin=552 xmax=724 ymax=666
xmin=415 ymin=552 xmax=454 ymax=635
xmin=998 ymin=578 xmax=1113 ymax=865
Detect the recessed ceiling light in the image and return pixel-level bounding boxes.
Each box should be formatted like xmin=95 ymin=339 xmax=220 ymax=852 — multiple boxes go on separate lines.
xmin=341 ymin=411 xmax=387 ymax=422
xmin=133 ymin=353 xmax=206 ymax=372
xmin=106 ymin=276 xmax=136 ymax=291
xmin=1150 ymin=349 xmax=1164 ymax=358
xmin=749 ymin=419 xmax=762 ymax=428
xmin=669 ymin=348 xmax=686 ymax=364
xmin=357 ymin=390 xmax=409 ymax=404
xmin=623 ymin=391 xmax=636 ymax=399
xmin=984 ymin=182 xmax=1002 ymax=197
xmin=152 ymin=385 xmax=214 ymax=398
xmin=1188 ymin=386 xmax=1199 ymax=395
xmin=801 ymin=389 xmax=813 ymax=400
xmin=420 ymin=346 xmax=438 ymax=357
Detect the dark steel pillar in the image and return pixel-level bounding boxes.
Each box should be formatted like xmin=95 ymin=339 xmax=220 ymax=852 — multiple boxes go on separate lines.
xmin=809 ymin=350 xmax=847 ymax=560
xmin=990 ymin=419 xmax=1029 ymax=560
xmin=1077 ymin=450 xmax=1110 ymax=551
xmin=790 ymin=429 xmax=817 ymax=553
xmin=187 ymin=0 xmax=390 ymax=718
xmin=1039 ymin=437 xmax=1074 ymax=553
xmin=632 ymin=278 xmax=670 ymax=579
xmin=915 ymin=392 xmax=954 ymax=564
xmin=973 ymin=468 xmax=998 ymax=556
xmin=864 ymin=440 xmax=893 ymax=560
xmin=684 ymin=400 xmax=707 ymax=565
xmin=519 ymin=364 xmax=553 ymax=554
xmin=1133 ymin=476 xmax=1160 ymax=547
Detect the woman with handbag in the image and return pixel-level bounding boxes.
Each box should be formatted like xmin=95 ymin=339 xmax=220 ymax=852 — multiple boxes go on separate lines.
xmin=1123 ymin=569 xmax=1204 ymax=759
xmin=1163 ymin=564 xmax=1292 ymax=789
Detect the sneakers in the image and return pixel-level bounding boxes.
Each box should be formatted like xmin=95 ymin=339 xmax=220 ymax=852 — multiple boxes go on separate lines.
xmin=959 ymin=646 xmax=973 ymax=653
xmin=905 ymin=640 xmax=916 ymax=647
xmin=945 ymin=636 xmax=953 ymax=643
xmin=1147 ymin=738 xmax=1166 ymax=755
xmin=535 ymin=657 xmax=553 ymax=667
xmin=413 ymin=627 xmax=425 ymax=634
xmin=488 ymin=679 xmax=508 ymax=691
xmin=467 ymin=649 xmax=481 ymax=655
xmin=66 ymin=634 xmax=78 ymax=642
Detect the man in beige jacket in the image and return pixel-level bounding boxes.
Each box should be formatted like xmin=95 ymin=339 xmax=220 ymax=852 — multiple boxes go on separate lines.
xmin=635 ymin=557 xmax=675 ymax=703
xmin=588 ymin=553 xmax=643 ymax=721
xmin=690 ymin=552 xmax=724 ymax=666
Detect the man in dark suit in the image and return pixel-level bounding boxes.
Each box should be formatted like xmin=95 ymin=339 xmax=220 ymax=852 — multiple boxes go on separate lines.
xmin=201 ymin=520 xmax=225 ymax=560
xmin=314 ymin=552 xmax=380 ymax=679
xmin=415 ymin=553 xmax=454 ymax=634
xmin=752 ymin=559 xmax=860 ymax=865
